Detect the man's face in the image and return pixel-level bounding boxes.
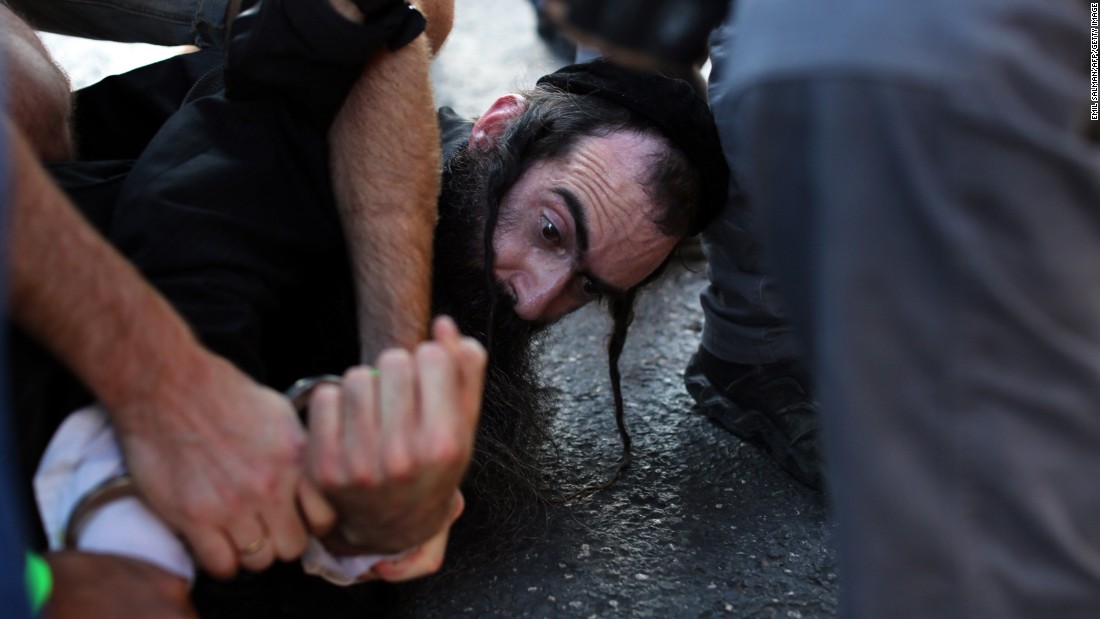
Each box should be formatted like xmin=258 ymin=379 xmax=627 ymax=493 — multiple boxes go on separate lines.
xmin=432 ymin=125 xmax=682 ymax=521
xmin=491 ymin=130 xmax=679 ymax=323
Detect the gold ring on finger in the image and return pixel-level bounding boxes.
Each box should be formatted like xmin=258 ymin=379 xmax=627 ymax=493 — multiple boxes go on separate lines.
xmin=239 ymin=538 xmax=266 ymax=556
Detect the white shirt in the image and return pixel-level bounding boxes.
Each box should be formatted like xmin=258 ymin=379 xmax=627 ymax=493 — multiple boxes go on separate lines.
xmin=34 ymin=405 xmax=391 ymax=585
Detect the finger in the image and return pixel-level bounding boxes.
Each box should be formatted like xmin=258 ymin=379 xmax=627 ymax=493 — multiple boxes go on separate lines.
xmin=341 ymin=365 xmax=381 ymax=477
xmin=260 ymin=487 xmax=310 ymax=562
xmin=371 ymin=546 xmax=427 ymax=583
xmin=430 ymin=316 xmax=468 ymax=406
xmin=228 ymin=516 xmax=276 ymax=573
xmin=296 ymin=478 xmax=338 ymax=537
xmin=181 ymin=525 xmax=239 ymax=579
xmin=307 ymin=384 xmax=345 ymax=487
xmin=430 ymin=315 xmax=462 ymax=353
xmin=377 ymin=349 xmax=417 ymax=475
xmin=416 ymin=342 xmax=461 ymax=438
xmin=371 ymin=506 xmax=456 ymax=582
xmin=449 ymin=488 xmax=466 ymax=523
xmin=418 ymin=343 xmax=476 ymax=473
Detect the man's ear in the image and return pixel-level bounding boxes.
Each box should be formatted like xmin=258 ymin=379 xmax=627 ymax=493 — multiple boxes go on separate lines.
xmin=469 ymin=94 xmax=528 ymax=151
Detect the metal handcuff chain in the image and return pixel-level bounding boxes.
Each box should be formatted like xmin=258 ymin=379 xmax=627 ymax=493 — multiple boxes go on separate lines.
xmin=63 ymin=375 xmax=345 ymax=548
xmin=284 ymin=374 xmax=345 ymax=420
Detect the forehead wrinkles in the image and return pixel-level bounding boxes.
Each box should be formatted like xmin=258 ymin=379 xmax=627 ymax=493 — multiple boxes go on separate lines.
xmin=560 ymin=132 xmax=661 ymax=238
xmin=559 ymin=131 xmax=675 ymax=290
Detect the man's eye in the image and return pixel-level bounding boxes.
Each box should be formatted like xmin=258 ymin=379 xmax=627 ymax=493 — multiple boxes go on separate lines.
xmin=582 ymin=277 xmax=602 ymax=299
xmin=540 ymin=217 xmax=561 ymax=244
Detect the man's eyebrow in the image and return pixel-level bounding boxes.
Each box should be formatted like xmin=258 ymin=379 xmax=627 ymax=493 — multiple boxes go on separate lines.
xmin=552 ymin=188 xmax=625 ymax=297
xmin=553 ymin=187 xmax=589 ymax=255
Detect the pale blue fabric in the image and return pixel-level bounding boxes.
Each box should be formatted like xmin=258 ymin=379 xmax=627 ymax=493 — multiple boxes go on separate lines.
xmin=711 ymin=0 xmax=1100 ymax=615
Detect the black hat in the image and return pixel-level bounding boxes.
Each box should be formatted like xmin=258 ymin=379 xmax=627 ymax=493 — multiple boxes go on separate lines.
xmin=537 ymin=59 xmax=729 ymax=235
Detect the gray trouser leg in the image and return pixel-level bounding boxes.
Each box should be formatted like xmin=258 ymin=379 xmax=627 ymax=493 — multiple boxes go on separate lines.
xmin=698 ymin=16 xmax=800 ymax=367
xmin=698 ymin=200 xmax=799 ymax=366
xmin=731 ymin=59 xmax=1100 ymax=619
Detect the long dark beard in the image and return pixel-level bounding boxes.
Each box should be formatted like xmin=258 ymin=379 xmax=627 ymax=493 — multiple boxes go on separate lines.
xmin=430 ymin=143 xmax=558 ymax=565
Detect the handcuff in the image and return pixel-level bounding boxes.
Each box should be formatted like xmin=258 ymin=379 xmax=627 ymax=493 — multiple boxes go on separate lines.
xmin=63 ymin=375 xmax=347 ymax=550
xmin=284 ymin=374 xmax=345 ymax=419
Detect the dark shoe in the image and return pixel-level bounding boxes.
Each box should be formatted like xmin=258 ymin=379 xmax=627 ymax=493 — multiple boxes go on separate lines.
xmin=684 ymin=348 xmax=824 ymax=490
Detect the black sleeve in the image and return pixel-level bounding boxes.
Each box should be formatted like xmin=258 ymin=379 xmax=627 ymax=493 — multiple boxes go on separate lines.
xmin=226 ymin=0 xmax=425 ymax=125
xmin=71 ymin=49 xmax=224 ymax=161
xmin=106 ymin=93 xmax=346 ymax=383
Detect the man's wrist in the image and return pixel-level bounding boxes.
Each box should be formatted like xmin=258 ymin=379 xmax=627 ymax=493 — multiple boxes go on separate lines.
xmin=64 ymin=476 xmax=136 ymax=549
xmin=103 ymin=337 xmax=223 ymax=438
xmin=80 ymin=290 xmax=209 ymax=429
xmin=74 ymin=495 xmax=197 ymax=581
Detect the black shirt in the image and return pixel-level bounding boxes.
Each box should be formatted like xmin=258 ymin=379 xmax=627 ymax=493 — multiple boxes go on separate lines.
xmin=10 ymin=0 xmax=452 ymax=546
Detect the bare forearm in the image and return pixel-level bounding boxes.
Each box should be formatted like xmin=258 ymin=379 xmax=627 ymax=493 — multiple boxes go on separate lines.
xmin=329 ymin=2 xmax=444 ymax=361
xmin=6 ymin=119 xmax=208 ymax=424
xmin=9 ymin=120 xmax=315 ymax=576
xmin=2 ymin=4 xmax=74 ymax=161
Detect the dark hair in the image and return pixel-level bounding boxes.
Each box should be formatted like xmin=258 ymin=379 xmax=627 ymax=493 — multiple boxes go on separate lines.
xmin=479 ymin=84 xmax=704 ymax=496
xmin=490 ymin=85 xmax=701 ymax=237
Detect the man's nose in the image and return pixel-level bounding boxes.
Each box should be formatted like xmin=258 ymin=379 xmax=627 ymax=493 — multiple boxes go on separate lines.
xmin=512 ymin=266 xmax=577 ymax=322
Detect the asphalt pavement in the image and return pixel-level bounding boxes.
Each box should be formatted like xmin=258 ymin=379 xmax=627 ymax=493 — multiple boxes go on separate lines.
xmin=399 ymin=3 xmax=840 ymax=616
xmin=45 ymin=1 xmax=840 ymax=616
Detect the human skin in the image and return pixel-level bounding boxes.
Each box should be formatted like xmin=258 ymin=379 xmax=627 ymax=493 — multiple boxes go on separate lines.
xmin=308 ymin=316 xmax=486 ymax=555
xmin=492 ymin=132 xmax=679 ymax=322
xmin=329 ymin=0 xmax=453 ymax=362
xmin=317 ymin=0 xmax=476 ymax=558
xmin=43 ymin=551 xmax=199 ymax=619
xmin=2 ymin=2 xmax=322 ymax=578
xmin=4 ymin=0 xmax=465 ymax=578
xmin=0 ymin=3 xmax=72 ymax=161
xmin=6 ymin=0 xmax=681 ymax=582
xmin=468 ymin=94 xmax=680 ymax=323
xmin=5 ymin=117 xmax=331 ymax=577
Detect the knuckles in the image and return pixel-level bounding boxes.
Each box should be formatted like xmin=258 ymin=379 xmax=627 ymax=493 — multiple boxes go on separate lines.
xmin=178 ymin=493 xmax=229 ymax=524
xmin=310 ymin=452 xmax=346 ymax=488
xmin=424 ymin=436 xmax=465 ymax=468
xmin=343 ymin=469 xmax=383 ymax=491
xmin=379 ymin=443 xmax=417 ymax=482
